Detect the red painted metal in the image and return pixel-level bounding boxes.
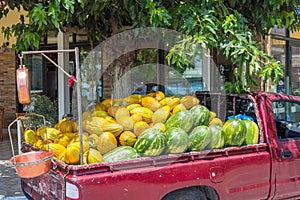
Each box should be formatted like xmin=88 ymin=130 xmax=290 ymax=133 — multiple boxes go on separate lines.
xmin=256 ymin=92 xmax=300 ymax=199
xmin=20 ymin=92 xmax=300 ymax=200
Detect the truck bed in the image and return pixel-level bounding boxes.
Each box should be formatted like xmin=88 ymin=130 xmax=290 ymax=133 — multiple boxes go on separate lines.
xmin=21 ymin=142 xmax=269 ymax=200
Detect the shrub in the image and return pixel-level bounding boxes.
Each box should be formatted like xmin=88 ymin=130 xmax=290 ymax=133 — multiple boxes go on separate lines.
xmin=23 ymin=95 xmax=58 ymax=130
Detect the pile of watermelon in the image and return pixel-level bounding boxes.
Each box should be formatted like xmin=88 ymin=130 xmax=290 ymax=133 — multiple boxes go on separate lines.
xmin=133 ymin=108 xmax=259 ymax=157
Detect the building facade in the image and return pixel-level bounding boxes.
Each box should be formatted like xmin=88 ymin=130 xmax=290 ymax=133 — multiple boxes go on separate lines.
xmin=271 ymin=27 xmax=300 ymax=96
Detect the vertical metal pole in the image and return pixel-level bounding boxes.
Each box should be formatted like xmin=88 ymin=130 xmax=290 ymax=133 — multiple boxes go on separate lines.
xmin=157 ymin=40 xmax=165 ymax=92
xmin=75 ymin=47 xmax=83 ymax=164
xmin=286 ymin=30 xmax=291 ymax=95
xmin=58 ymin=32 xmax=70 ymax=119
xmin=203 ymin=49 xmax=211 ymax=91
xmin=17 ymin=120 xmax=22 ymax=154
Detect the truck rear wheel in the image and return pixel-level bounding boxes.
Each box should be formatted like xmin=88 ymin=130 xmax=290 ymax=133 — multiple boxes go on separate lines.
xmin=162 ymin=187 xmax=207 ymax=200
xmin=22 ymin=187 xmax=33 ymax=200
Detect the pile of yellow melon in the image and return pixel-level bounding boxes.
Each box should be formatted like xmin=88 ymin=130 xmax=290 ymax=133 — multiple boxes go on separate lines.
xmin=23 ymin=91 xmax=222 ymax=165
xmin=23 ymin=118 xmax=89 ymax=164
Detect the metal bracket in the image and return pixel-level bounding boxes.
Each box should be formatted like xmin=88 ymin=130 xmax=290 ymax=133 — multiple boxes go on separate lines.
xmin=19 ymin=48 xmax=84 ymax=165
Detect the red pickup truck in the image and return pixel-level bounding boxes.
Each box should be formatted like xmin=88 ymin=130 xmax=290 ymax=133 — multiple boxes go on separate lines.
xmin=20 ymin=92 xmax=300 ymax=200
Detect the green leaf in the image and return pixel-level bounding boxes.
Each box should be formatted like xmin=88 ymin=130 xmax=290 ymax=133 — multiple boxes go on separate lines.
xmin=61 ymin=0 xmax=75 ymax=13
xmin=183 ymin=18 xmax=195 ymax=31
xmin=1 ymin=26 xmax=12 ymax=40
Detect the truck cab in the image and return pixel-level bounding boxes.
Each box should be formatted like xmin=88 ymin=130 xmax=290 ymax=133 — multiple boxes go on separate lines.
xmin=259 ymin=93 xmax=300 ymax=199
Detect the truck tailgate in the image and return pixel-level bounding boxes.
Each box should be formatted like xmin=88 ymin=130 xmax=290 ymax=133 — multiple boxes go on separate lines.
xmin=22 ymin=169 xmax=65 ymax=200
xmin=20 ymin=143 xmax=67 ymax=200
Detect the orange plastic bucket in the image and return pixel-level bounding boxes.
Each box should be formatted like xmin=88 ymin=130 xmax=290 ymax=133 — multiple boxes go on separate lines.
xmin=10 ymin=151 xmax=53 ymax=178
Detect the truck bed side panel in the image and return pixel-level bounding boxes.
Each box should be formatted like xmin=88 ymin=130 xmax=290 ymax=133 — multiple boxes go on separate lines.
xmin=68 ymin=147 xmax=271 ymax=200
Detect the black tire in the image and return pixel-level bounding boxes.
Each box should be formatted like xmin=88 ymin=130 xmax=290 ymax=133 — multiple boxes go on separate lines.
xmin=21 ymin=186 xmax=34 ymax=200
xmin=162 ymin=188 xmax=208 ymax=200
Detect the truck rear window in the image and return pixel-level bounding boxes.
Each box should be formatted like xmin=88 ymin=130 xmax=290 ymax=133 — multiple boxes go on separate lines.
xmin=195 ymin=92 xmax=257 ymax=122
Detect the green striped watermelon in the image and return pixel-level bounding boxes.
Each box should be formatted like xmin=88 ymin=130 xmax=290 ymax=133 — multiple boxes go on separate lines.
xmin=189 ymin=105 xmax=210 ymax=127
xmin=164 ymin=127 xmax=189 ymax=154
xmin=188 ymin=125 xmax=212 ymax=151
xmin=244 ymin=120 xmax=259 ymax=145
xmin=208 ymin=124 xmax=225 ymax=149
xmin=223 ymin=118 xmax=246 ymax=147
xmin=165 ymin=110 xmax=194 ymax=133
xmin=133 ymin=128 xmax=166 ymax=157
xmin=103 ymin=146 xmax=140 ymax=162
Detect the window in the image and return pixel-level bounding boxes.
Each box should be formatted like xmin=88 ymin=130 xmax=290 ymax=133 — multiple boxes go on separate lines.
xmin=271 ymin=39 xmax=286 ymax=93
xmin=291 ymin=46 xmax=300 ymax=96
xmin=273 ymin=101 xmax=300 ymax=140
xmin=270 ymin=26 xmax=286 ymax=36
xmin=290 ymin=31 xmax=300 ymax=39
xmin=24 ymin=55 xmax=44 ymax=93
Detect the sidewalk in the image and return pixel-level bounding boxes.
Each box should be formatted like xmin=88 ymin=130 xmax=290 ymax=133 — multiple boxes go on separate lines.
xmin=0 ymin=130 xmax=26 ymax=199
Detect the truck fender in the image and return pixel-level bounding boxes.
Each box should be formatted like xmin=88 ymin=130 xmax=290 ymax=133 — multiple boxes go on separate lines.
xmin=162 ymin=186 xmax=219 ymax=200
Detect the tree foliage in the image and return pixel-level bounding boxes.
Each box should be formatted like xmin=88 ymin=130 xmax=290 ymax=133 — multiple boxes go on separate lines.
xmin=1 ymin=0 xmax=300 ymax=93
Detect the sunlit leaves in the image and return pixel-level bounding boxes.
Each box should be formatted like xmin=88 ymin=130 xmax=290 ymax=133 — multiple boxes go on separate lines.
xmin=0 ymin=0 xmax=294 ymax=92
xmin=225 ymin=81 xmax=250 ymax=94
xmin=145 ymin=1 xmax=171 ymax=27
xmin=223 ymin=0 xmax=300 ymax=35
xmin=30 ymin=4 xmax=48 ymax=29
xmin=259 ymin=60 xmax=284 ymax=84
xmin=1 ymin=26 xmax=11 ymax=41
xmin=61 ymin=0 xmax=75 ymax=14
xmin=23 ymin=32 xmax=40 ymax=49
xmin=165 ymin=1 xmax=284 ymax=92
xmin=48 ymin=2 xmax=61 ymax=30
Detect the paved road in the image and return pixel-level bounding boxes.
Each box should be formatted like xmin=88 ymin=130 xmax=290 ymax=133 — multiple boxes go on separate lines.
xmin=0 ymin=130 xmax=26 ymax=199
xmin=0 ymin=195 xmax=27 ymax=200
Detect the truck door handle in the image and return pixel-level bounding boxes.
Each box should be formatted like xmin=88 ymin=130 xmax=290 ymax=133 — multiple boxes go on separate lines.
xmin=281 ymin=151 xmax=292 ymax=159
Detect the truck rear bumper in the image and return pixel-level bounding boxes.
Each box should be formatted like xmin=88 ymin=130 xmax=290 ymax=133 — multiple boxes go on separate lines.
xmin=21 ymin=169 xmax=65 ymax=200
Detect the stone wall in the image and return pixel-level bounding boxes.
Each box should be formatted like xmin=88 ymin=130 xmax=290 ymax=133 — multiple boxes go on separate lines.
xmin=0 ymin=49 xmax=17 ymax=131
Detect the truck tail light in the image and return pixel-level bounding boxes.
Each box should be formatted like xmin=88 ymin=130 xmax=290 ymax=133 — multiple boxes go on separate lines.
xmin=66 ymin=182 xmax=80 ymax=200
